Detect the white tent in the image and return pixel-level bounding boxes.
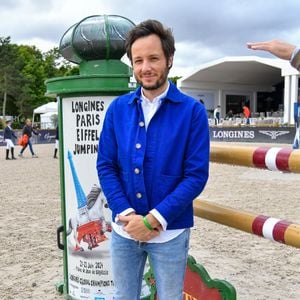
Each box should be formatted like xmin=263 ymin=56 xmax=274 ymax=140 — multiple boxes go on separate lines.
xmin=40 ymin=112 xmax=57 ymax=129
xmin=177 ymin=56 xmax=299 ymax=124
xmin=33 ymin=102 xmax=58 ymax=114
xmin=33 ymin=102 xmax=58 ymax=127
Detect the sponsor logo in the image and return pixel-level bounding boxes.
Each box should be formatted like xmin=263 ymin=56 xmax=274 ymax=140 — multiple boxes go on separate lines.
xmin=44 ymin=132 xmax=56 ymax=142
xmin=212 ymin=130 xmax=255 ymax=139
xmin=258 ymin=130 xmax=290 ymax=140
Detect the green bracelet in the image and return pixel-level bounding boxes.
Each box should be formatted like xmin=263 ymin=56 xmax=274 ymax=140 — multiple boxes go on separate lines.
xmin=143 ymin=216 xmax=153 ymax=231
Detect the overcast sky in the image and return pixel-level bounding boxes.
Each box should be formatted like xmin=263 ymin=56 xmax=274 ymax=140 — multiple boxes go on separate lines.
xmin=1 ymin=0 xmax=300 ymax=76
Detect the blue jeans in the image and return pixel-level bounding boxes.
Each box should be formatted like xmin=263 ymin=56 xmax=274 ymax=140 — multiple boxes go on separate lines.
xmin=292 ymin=126 xmax=299 ymax=149
xmin=111 ymin=228 xmax=190 ymax=300
xmin=20 ymin=139 xmax=35 ymax=155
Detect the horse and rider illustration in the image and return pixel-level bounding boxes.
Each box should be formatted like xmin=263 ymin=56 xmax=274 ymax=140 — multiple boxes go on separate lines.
xmin=66 ymin=150 xmax=112 ymax=252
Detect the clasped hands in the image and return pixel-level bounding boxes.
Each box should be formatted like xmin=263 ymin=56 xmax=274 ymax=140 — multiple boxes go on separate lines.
xmin=118 ymin=213 xmax=162 ymax=242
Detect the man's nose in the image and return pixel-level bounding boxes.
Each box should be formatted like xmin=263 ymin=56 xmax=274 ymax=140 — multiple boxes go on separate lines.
xmin=141 ymin=60 xmax=152 ymax=71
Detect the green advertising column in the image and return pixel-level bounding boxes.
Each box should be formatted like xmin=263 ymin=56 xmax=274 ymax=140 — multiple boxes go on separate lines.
xmin=45 ymin=15 xmax=138 ymax=300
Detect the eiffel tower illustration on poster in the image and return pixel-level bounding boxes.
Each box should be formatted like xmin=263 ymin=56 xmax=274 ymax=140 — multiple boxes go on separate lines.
xmin=67 ymin=150 xmax=109 ymax=251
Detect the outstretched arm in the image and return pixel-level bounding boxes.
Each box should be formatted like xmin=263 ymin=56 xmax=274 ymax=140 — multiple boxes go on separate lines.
xmin=247 ymin=40 xmax=300 ymax=71
xmin=247 ymin=40 xmax=296 ymax=60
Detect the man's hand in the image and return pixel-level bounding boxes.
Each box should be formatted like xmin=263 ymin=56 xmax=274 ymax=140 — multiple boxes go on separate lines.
xmin=247 ymin=40 xmax=296 ymax=60
xmin=118 ymin=214 xmax=161 ymax=242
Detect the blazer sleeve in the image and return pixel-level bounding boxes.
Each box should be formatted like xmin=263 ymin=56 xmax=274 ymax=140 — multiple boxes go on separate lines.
xmin=154 ymin=103 xmax=210 ymax=224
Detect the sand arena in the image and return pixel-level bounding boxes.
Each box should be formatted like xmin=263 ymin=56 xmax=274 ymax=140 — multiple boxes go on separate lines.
xmin=0 ymin=143 xmax=299 ymax=300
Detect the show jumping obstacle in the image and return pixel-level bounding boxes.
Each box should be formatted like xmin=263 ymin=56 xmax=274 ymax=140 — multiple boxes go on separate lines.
xmin=187 ymin=145 xmax=300 ymax=298
xmin=210 ymin=144 xmax=300 ymax=173
xmin=194 ymin=199 xmax=300 ymax=249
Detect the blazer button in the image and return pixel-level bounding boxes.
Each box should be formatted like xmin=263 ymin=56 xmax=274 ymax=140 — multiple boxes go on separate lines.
xmin=134 ymin=168 xmax=140 ymax=174
xmin=136 ymin=143 xmax=142 ymax=149
xmin=136 ymin=192 xmax=142 ymax=199
xmin=139 ymin=121 xmax=145 ymax=127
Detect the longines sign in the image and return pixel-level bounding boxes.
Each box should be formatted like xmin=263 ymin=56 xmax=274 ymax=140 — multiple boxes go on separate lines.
xmin=0 ymin=127 xmax=295 ymax=145
xmin=210 ymin=127 xmax=295 ymax=143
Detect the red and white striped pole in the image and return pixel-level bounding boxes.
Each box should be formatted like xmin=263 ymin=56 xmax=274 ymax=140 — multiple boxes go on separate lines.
xmin=194 ymin=199 xmax=300 ymax=249
xmin=210 ymin=144 xmax=300 ymax=173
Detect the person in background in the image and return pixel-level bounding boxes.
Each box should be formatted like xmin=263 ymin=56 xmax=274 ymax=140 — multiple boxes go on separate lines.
xmin=243 ymin=105 xmax=251 ymax=125
xmin=97 ymin=19 xmax=210 ymax=300
xmin=247 ymin=40 xmax=300 ymax=70
xmin=4 ymin=119 xmax=17 ymax=160
xmin=226 ymin=109 xmax=234 ymax=120
xmin=53 ymin=125 xmax=59 ymax=159
xmin=18 ymin=119 xmax=39 ymax=158
xmin=213 ymin=105 xmax=221 ymax=125
xmin=292 ymin=95 xmax=300 ymax=149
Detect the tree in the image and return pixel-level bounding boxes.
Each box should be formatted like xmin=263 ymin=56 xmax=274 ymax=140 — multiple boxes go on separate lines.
xmin=169 ymin=76 xmax=182 ymax=86
xmin=0 ymin=37 xmax=88 ymax=123
xmin=43 ymin=47 xmax=79 ymax=78
xmin=0 ymin=37 xmax=27 ymax=118
xmin=17 ymin=44 xmax=50 ymax=115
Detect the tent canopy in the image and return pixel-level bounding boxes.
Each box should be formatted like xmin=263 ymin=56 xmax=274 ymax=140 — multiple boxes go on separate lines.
xmin=40 ymin=111 xmax=57 ymax=129
xmin=33 ymin=102 xmax=58 ymax=114
xmin=178 ymin=56 xmax=287 ymax=88
xmin=41 ymin=111 xmax=57 ymax=117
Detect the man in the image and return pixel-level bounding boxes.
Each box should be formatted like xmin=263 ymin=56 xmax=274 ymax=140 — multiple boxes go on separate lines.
xmin=4 ymin=119 xmax=17 ymax=160
xmin=213 ymin=105 xmax=221 ymax=125
xmin=97 ymin=19 xmax=209 ymax=299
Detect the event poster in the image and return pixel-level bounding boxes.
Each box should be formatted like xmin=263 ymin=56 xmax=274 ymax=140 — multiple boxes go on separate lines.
xmin=62 ymin=95 xmax=152 ymax=299
xmin=62 ymin=96 xmax=115 ymax=300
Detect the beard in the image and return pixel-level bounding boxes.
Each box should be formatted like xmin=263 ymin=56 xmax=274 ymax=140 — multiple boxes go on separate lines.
xmin=135 ymin=65 xmax=170 ymax=91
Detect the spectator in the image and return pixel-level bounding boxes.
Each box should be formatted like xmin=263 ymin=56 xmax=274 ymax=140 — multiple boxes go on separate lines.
xmin=226 ymin=109 xmax=234 ymax=120
xmin=243 ymin=105 xmax=251 ymax=125
xmin=213 ymin=105 xmax=221 ymax=125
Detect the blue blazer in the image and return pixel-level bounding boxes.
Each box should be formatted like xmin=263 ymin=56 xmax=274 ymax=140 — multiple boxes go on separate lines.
xmin=97 ymin=82 xmax=210 ymax=229
xmin=4 ymin=126 xmax=17 ymax=140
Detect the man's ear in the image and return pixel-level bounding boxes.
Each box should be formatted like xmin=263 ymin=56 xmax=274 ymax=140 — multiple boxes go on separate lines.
xmin=168 ymin=56 xmax=174 ymax=69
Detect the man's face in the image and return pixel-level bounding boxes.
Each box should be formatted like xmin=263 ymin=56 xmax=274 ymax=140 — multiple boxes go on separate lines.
xmin=131 ymin=34 xmax=172 ymax=92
